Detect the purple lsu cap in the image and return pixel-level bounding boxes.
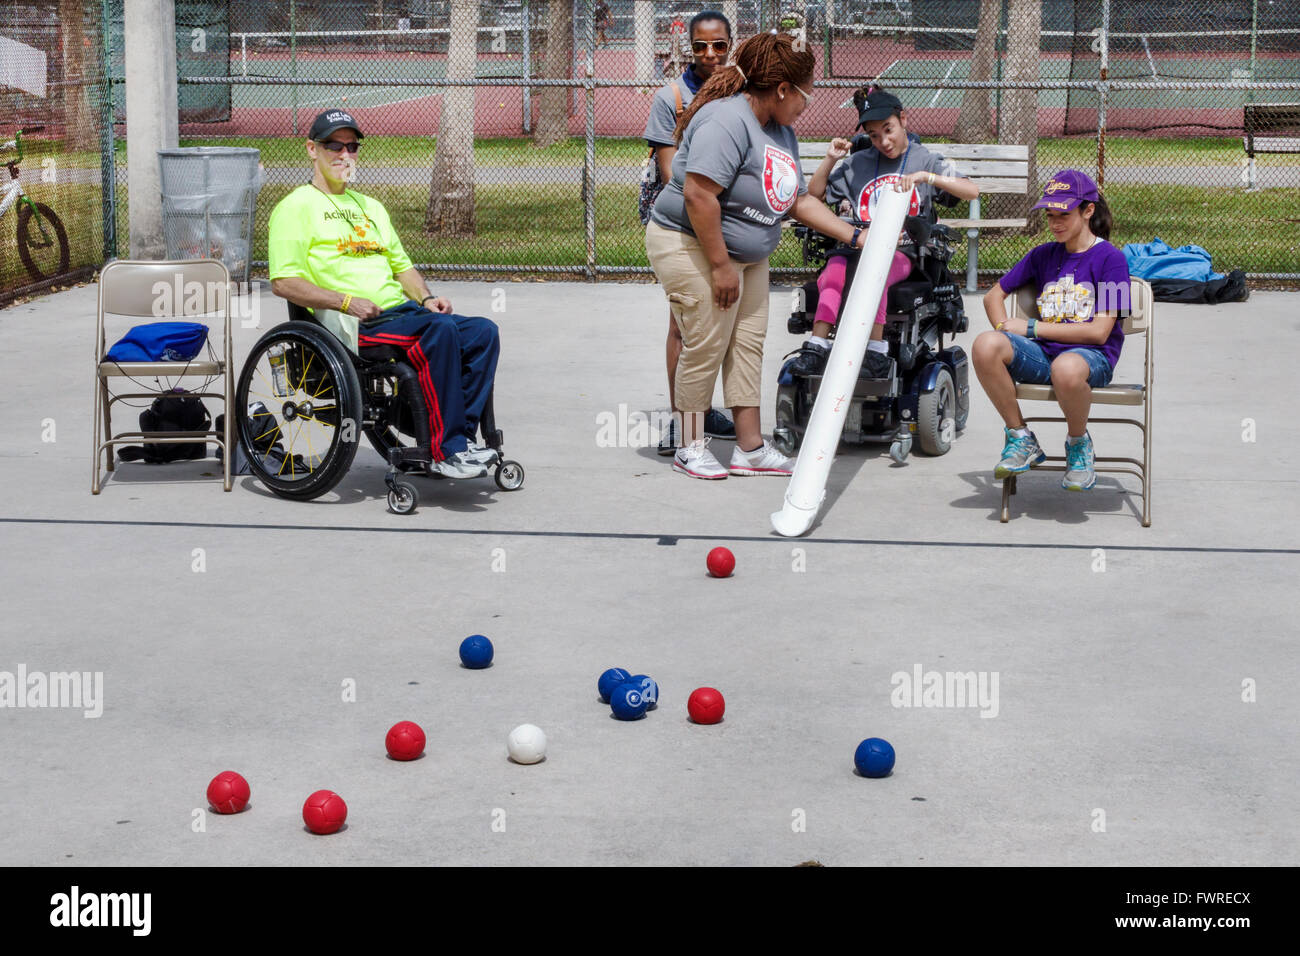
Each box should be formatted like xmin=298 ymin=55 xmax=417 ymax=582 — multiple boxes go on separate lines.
xmin=1032 ymin=169 xmax=1100 ymax=211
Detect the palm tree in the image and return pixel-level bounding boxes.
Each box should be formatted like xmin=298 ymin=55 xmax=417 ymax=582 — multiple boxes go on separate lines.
xmin=424 ymin=0 xmax=477 ymax=236
xmin=990 ymin=0 xmax=1040 ymax=229
xmin=533 ymin=0 xmax=574 ymax=148
xmin=953 ymin=0 xmax=1000 ymax=144
xmin=61 ymin=0 xmax=96 ymax=150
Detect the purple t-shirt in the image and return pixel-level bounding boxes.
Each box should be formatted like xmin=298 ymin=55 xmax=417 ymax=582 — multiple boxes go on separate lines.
xmin=999 ymin=239 xmax=1129 ymax=368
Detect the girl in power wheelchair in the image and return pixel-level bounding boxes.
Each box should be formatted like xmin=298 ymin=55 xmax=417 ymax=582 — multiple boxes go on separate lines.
xmin=774 ymin=86 xmax=980 ymax=463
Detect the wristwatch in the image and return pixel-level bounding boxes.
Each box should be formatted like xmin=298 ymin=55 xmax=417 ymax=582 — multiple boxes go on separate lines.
xmin=851 ymin=227 xmax=862 ymax=248
xmin=1027 ymin=318 xmax=1037 ymax=339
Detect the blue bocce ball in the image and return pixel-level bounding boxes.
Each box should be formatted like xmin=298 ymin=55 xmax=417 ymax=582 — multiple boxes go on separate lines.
xmin=610 ymin=684 xmax=648 ymax=720
xmin=628 ymin=674 xmax=659 ymax=709
xmin=854 ymin=737 xmax=896 ymax=778
xmin=598 ymin=667 xmax=631 ymax=703
xmin=459 ymin=634 xmax=494 ymax=669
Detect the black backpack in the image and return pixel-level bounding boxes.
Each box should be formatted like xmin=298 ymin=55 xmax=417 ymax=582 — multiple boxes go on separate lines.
xmin=118 ymin=390 xmax=210 ymax=463
xmin=214 ymin=402 xmax=283 ymax=476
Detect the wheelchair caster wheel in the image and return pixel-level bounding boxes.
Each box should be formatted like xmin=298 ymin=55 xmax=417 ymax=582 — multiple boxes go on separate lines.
xmin=494 ymin=460 xmax=525 ymax=491
xmin=387 ymin=481 xmax=419 ymax=515
xmin=889 ymin=437 xmax=911 ymax=465
xmin=772 ymin=426 xmax=796 ymax=458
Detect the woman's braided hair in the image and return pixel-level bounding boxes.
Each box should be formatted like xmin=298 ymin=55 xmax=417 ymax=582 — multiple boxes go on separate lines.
xmin=672 ymin=31 xmax=816 ymax=144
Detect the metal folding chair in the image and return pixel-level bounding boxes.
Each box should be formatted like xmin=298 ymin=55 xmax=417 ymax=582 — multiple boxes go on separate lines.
xmin=92 ymin=258 xmax=233 ymax=493
xmin=1001 ymin=277 xmax=1154 ymax=526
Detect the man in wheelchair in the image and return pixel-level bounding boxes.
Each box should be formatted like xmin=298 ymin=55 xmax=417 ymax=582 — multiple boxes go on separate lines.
xmin=267 ymin=109 xmax=498 ymax=481
xmin=774 ymin=92 xmax=981 ymax=462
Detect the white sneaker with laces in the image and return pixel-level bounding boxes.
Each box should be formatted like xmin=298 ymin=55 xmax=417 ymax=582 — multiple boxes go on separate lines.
xmin=434 ymin=452 xmax=488 ymax=479
xmin=673 ymin=438 xmax=728 ymax=479
xmin=729 ymin=440 xmax=795 ymax=477
xmin=462 ymin=442 xmax=499 ymax=465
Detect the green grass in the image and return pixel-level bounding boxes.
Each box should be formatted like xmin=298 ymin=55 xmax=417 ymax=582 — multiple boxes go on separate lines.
xmin=240 ymin=181 xmax=1298 ymax=275
xmin=0 ymin=182 xmax=115 ymax=291
xmin=4 ymin=143 xmax=1298 ymax=297
xmin=15 ymin=132 xmax=1300 ymax=172
xmin=179 ymin=133 xmax=1300 ymax=169
xmin=180 ymin=135 xmax=650 ymax=168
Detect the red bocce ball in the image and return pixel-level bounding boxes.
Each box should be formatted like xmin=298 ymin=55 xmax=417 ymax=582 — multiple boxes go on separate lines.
xmin=302 ymin=790 xmax=348 ymax=835
xmin=206 ymin=771 xmax=250 ymax=814
xmin=385 ymin=720 xmax=426 ymax=761
xmin=688 ymin=687 xmax=726 ymax=724
xmin=706 ymin=547 xmax=735 ymax=578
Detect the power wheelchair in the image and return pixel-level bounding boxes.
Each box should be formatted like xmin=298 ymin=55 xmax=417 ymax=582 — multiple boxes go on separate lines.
xmin=774 ymin=204 xmax=972 ymax=465
xmin=233 ymin=301 xmax=524 ymax=515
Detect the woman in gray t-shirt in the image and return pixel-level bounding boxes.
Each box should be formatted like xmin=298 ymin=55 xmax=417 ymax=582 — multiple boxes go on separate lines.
xmin=645 ymin=31 xmax=867 ymax=481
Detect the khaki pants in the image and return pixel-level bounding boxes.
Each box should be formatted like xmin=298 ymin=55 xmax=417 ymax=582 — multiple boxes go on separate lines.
xmin=645 ymin=221 xmax=769 ymax=412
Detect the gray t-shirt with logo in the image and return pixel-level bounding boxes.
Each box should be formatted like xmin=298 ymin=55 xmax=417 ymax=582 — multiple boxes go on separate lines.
xmin=643 ymin=77 xmax=691 ymax=148
xmin=650 ymin=94 xmax=807 ymax=263
xmin=826 ymin=141 xmax=955 ymax=224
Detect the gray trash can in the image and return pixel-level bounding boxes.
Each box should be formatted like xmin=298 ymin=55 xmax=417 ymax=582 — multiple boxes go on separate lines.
xmin=158 ymin=147 xmax=262 ymax=285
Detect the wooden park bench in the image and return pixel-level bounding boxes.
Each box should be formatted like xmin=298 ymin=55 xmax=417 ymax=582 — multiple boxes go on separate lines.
xmin=798 ymin=141 xmax=1031 ymax=292
xmin=1243 ymin=103 xmax=1300 ymax=189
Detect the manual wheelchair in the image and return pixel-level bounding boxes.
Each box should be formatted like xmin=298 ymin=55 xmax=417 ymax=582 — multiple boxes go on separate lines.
xmin=773 ymin=209 xmax=972 ymax=465
xmin=233 ymin=302 xmax=524 ymax=515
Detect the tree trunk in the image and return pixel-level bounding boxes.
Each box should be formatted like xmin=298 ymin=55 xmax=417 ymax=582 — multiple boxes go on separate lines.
xmin=989 ymin=0 xmax=1041 ymax=230
xmin=533 ymin=0 xmax=574 ymax=148
xmin=953 ymin=0 xmax=1000 ymax=144
xmin=424 ymin=0 xmax=477 ymax=237
xmin=60 ymin=0 xmax=96 ymax=150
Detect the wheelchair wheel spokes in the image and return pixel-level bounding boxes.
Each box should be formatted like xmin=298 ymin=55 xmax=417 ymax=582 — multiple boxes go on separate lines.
xmin=235 ymin=321 xmax=362 ymax=500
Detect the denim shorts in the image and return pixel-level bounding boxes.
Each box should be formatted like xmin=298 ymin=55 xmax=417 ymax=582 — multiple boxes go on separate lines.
xmin=1003 ymin=333 xmax=1113 ymax=388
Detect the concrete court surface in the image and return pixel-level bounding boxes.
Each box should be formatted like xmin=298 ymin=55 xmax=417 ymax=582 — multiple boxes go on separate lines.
xmin=0 ymin=278 xmax=1296 ymax=868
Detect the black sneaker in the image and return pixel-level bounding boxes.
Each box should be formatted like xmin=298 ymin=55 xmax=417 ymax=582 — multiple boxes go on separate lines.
xmin=703 ymin=408 xmax=736 ymax=439
xmin=863 ymin=349 xmax=894 ymax=379
xmin=790 ymin=341 xmax=830 ymax=376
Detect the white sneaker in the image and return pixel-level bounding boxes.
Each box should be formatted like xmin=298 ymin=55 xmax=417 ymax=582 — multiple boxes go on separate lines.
xmin=434 ymin=452 xmax=489 ymax=479
xmin=729 ymin=440 xmax=795 ymax=477
xmin=673 ymin=438 xmax=728 ymax=479
xmin=462 ymin=442 xmax=499 ymax=466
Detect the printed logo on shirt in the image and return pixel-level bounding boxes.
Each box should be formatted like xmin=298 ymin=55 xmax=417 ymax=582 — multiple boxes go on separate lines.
xmin=1037 ymin=274 xmax=1095 ymax=322
xmin=762 ymin=144 xmax=799 ymax=215
xmin=856 ymin=174 xmax=919 ymax=223
xmin=323 ymin=209 xmax=386 ymax=257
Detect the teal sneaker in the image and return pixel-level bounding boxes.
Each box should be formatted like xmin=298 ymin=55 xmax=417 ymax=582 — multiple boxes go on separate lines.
xmin=1062 ymin=433 xmax=1096 ymax=491
xmin=994 ymin=428 xmax=1046 ymax=479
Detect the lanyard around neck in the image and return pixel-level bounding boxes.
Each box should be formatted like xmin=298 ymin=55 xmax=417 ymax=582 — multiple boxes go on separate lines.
xmin=876 ymin=140 xmax=912 ymax=182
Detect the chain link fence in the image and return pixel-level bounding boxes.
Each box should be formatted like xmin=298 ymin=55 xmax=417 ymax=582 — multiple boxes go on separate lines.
xmin=1 ymin=0 xmax=117 ymax=304
xmin=4 ymin=0 xmax=1298 ymax=303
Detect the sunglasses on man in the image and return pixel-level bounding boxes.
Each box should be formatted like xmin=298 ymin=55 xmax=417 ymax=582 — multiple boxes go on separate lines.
xmin=317 ymin=140 xmax=361 ymax=154
xmin=691 ymin=39 xmax=730 ymax=55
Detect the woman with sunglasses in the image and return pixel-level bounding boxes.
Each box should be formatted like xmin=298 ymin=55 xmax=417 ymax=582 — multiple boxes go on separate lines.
xmin=644 ymin=10 xmax=737 ymax=455
xmin=645 ymin=31 xmax=867 ymax=480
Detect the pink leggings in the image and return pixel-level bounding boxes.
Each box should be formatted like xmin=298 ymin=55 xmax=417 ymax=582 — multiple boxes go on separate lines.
xmin=813 ymin=250 xmax=913 ymax=328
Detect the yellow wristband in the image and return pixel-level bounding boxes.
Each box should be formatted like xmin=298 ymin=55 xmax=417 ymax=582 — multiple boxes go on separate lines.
xmin=928 ymin=171 xmax=937 ymax=186
xmin=340 ymin=293 xmax=352 ymax=314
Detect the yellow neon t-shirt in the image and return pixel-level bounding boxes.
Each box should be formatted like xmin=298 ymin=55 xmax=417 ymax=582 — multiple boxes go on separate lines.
xmin=268 ymin=184 xmax=413 ymax=311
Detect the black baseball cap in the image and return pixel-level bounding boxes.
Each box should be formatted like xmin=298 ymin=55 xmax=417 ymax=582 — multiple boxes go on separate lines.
xmin=308 ymin=109 xmax=363 ymax=141
xmin=855 ymin=87 xmax=903 ymax=126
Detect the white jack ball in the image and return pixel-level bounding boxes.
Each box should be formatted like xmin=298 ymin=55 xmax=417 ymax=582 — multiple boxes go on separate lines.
xmin=507 ymin=724 xmax=547 ymax=764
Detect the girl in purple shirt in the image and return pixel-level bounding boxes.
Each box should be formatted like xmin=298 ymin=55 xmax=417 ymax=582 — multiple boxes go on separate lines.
xmin=973 ymin=169 xmax=1130 ymax=492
